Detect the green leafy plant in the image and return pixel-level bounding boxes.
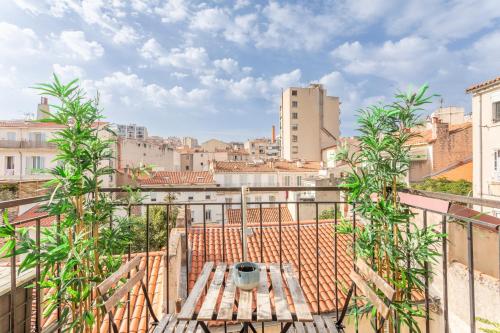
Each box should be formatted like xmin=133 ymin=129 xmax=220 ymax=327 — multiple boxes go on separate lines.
xmin=477 ymin=317 xmax=500 ymax=333
xmin=337 ymin=85 xmax=445 ymax=332
xmin=0 ymin=76 xmax=134 ymax=332
xmin=412 ymin=177 xmax=472 ymax=196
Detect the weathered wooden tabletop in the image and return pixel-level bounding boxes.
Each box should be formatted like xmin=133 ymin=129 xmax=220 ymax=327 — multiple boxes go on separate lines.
xmin=177 ymin=262 xmax=313 ymax=325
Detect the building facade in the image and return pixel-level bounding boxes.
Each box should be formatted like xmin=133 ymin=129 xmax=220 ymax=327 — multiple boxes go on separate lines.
xmin=280 ymin=84 xmax=340 ymax=161
xmin=467 ymin=76 xmax=500 ymax=215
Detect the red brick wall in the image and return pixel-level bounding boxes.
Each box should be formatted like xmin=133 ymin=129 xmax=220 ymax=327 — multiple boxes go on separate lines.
xmin=432 ymin=126 xmax=472 ymax=173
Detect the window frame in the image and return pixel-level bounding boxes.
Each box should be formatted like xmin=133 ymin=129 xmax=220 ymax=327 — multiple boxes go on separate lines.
xmin=494 ymin=102 xmax=500 ymax=123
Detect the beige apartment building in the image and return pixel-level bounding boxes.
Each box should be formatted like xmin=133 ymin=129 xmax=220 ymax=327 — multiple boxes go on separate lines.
xmin=244 ymin=137 xmax=280 ymax=160
xmin=467 ymin=76 xmax=500 ymax=216
xmin=280 ymin=84 xmax=340 ymax=161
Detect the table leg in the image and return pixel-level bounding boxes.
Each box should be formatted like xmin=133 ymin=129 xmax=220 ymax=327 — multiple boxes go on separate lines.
xmin=198 ymin=321 xmax=211 ymax=333
xmin=280 ymin=322 xmax=292 ymax=333
xmin=239 ymin=322 xmax=257 ymax=333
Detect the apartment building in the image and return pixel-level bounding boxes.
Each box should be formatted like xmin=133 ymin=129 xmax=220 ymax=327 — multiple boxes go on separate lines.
xmin=182 ymin=136 xmax=199 ymax=148
xmin=200 ymin=139 xmax=230 ymax=152
xmin=244 ymin=137 xmax=280 ymax=160
xmin=116 ymin=123 xmax=147 ymax=140
xmin=467 ymin=76 xmax=500 ymax=214
xmin=117 ymin=137 xmax=177 ymax=171
xmin=280 ymin=84 xmax=340 ymax=161
xmin=179 ymin=147 xmax=249 ymax=172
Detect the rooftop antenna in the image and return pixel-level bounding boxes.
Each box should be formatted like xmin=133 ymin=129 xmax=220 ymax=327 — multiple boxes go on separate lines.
xmin=23 ymin=112 xmax=34 ymax=120
xmin=439 ymin=97 xmax=444 ymax=109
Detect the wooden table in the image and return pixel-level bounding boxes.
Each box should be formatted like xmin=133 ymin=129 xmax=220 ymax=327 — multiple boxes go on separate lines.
xmin=177 ymin=262 xmax=313 ymax=333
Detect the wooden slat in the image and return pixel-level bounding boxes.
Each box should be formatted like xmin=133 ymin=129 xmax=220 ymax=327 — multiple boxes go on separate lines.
xmin=103 ymin=268 xmax=145 ymax=312
xmin=305 ymin=321 xmax=316 ymax=333
xmin=269 ymin=264 xmax=292 ymax=322
xmin=237 ymin=290 xmax=253 ymax=322
xmin=256 ymin=264 xmax=272 ymax=321
xmin=322 ymin=316 xmax=339 ymax=333
xmin=164 ymin=314 xmax=179 ymax=333
xmin=313 ymin=315 xmax=327 ymax=333
xmin=98 ymin=256 xmax=141 ymax=294
xmin=197 ymin=264 xmax=227 ymax=320
xmin=175 ymin=320 xmax=188 ymax=333
xmin=185 ymin=321 xmax=198 ymax=333
xmin=283 ymin=264 xmax=313 ymax=322
xmin=355 ymin=259 xmax=395 ymax=300
xmin=217 ymin=267 xmax=236 ymax=320
xmin=294 ymin=322 xmax=306 ymax=333
xmin=350 ymin=271 xmax=391 ymax=319
xmin=178 ymin=262 xmax=214 ymax=320
xmin=153 ymin=314 xmax=173 ymax=333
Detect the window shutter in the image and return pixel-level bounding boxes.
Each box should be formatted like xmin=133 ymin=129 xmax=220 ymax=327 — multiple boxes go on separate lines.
xmin=25 ymin=156 xmax=31 ymax=174
xmin=40 ymin=157 xmax=45 ymax=169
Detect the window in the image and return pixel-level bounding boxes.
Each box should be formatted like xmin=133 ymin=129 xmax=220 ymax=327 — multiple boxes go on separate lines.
xmin=291 ymin=90 xmax=297 ymax=96
xmin=292 ymin=135 xmax=298 ymax=143
xmin=29 ymin=132 xmax=45 ymax=143
xmin=297 ymin=176 xmax=302 ymax=186
xmin=5 ymin=156 xmax=14 ymax=170
xmin=255 ymin=196 xmax=262 ymax=202
xmin=150 ymin=192 xmax=157 ymax=202
xmin=284 ymin=175 xmax=291 ymax=186
xmin=292 ymin=101 xmax=298 ymax=108
xmin=494 ymin=102 xmax=500 ymax=123
xmin=6 ymin=132 xmax=15 ymax=141
xmin=269 ymin=195 xmax=276 ymax=207
xmin=188 ymin=196 xmax=194 ymax=200
xmin=185 ymin=165 xmax=190 ymax=170
xmin=292 ymin=113 xmax=298 ymax=119
xmin=205 ymin=209 xmax=212 ymax=221
xmin=201 ymin=162 xmax=204 ymax=166
xmin=205 ymin=194 xmax=211 ymax=200
xmin=291 ymin=124 xmax=298 ymax=131
xmin=26 ymin=156 xmax=44 ymax=174
xmin=225 ymin=197 xmax=233 ymax=208
xmin=240 ymin=174 xmax=248 ymax=185
xmin=494 ymin=150 xmax=500 ymax=178
xmin=292 ymin=146 xmax=299 ymax=154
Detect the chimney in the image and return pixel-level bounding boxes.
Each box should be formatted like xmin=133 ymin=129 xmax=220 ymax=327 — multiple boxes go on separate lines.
xmin=36 ymin=97 xmax=50 ymax=120
xmin=271 ymin=125 xmax=276 ymax=143
xmin=431 ymin=117 xmax=449 ymax=140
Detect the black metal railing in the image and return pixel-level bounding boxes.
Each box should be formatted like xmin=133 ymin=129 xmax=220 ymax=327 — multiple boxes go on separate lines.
xmin=0 ymin=187 xmax=499 ymax=333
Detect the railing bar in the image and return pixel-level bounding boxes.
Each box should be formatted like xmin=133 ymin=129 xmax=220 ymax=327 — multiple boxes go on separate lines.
xmin=56 ymin=214 xmax=62 ymax=333
xmin=296 ymin=202 xmax=301 ymax=285
xmin=442 ymin=215 xmax=449 ymax=333
xmin=203 ymin=204 xmax=207 ymax=263
xmin=278 ymin=203 xmax=282 ymax=271
xmin=127 ymin=206 xmax=131 ymax=333
xmin=353 ymin=203 xmax=358 ymax=333
xmin=334 ymin=203 xmax=339 ymax=320
xmin=259 ymin=203 xmax=263 ymax=263
xmin=185 ymin=204 xmax=189 ymax=297
xmin=10 ymin=221 xmax=15 ymax=333
xmin=315 ymin=202 xmax=320 ymax=315
xmin=36 ymin=218 xmax=41 ymax=332
xmin=423 ymin=210 xmax=430 ymax=333
xmin=166 ymin=204 xmax=170 ymax=314
xmin=467 ymin=222 xmax=476 ymax=333
xmin=222 ymin=203 xmax=226 ymax=262
xmin=146 ymin=204 xmax=150 ymax=329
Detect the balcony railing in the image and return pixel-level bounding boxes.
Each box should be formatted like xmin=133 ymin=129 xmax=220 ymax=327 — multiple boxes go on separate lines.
xmin=0 ymin=187 xmax=499 ymax=333
xmin=0 ymin=140 xmax=57 ymax=149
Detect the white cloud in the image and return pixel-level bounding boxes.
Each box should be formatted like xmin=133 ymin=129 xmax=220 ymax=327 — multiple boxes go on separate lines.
xmin=139 ymin=38 xmax=209 ymax=71
xmin=213 ymin=58 xmax=240 ymax=75
xmin=56 ymin=30 xmax=104 ymax=61
xmin=112 ymin=26 xmax=140 ymax=45
xmin=271 ymin=69 xmax=301 ymax=89
xmin=190 ymin=7 xmax=230 ymax=32
xmin=466 ymin=30 xmax=500 ymax=74
xmin=223 ymin=13 xmax=258 ymax=44
xmin=0 ymin=22 xmax=41 ymax=59
xmin=155 ymin=0 xmax=189 ymax=23
xmin=84 ymin=71 xmax=209 ymax=110
xmin=53 ymin=64 xmax=86 ymax=82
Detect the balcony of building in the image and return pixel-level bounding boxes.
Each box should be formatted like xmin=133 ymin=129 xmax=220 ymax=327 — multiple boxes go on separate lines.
xmin=0 ymin=187 xmax=499 ymax=333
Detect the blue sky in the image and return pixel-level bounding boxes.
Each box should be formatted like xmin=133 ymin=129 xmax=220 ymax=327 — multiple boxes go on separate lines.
xmin=1 ymin=0 xmax=500 ymax=142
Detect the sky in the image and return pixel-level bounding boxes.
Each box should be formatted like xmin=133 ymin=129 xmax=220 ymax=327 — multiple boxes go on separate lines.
xmin=1 ymin=0 xmax=500 ymax=142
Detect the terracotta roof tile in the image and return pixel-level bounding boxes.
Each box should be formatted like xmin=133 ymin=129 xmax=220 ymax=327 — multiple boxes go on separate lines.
xmin=13 ymin=205 xmax=56 ymax=227
xmin=139 ymin=171 xmax=215 ymax=185
xmin=213 ymin=161 xmax=321 ymax=173
xmin=188 ymin=222 xmax=353 ymax=314
xmin=226 ymin=207 xmax=294 ymax=225
xmin=466 ymin=76 xmax=500 ymax=93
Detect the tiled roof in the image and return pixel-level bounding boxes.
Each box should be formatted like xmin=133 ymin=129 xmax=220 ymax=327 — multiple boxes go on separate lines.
xmin=431 ymin=160 xmax=473 ymax=182
xmin=41 ymin=252 xmax=164 ymax=333
xmin=139 ymin=171 xmax=215 ymax=185
xmin=406 ymin=122 xmax=472 ymax=146
xmin=213 ymin=161 xmax=321 ymax=173
xmin=188 ymin=222 xmax=352 ymax=314
xmin=466 ymin=76 xmax=500 ymax=93
xmin=226 ymin=207 xmax=294 ymax=225
xmin=13 ymin=205 xmax=56 ymax=227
